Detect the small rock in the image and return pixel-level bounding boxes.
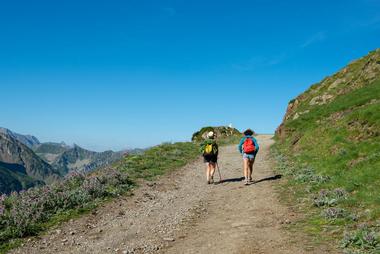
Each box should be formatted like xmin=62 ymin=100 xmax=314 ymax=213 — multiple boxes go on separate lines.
xmin=163 ymin=237 xmax=175 ymax=242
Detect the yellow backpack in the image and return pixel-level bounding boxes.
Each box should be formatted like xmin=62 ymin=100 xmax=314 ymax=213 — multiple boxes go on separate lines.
xmin=205 ymin=144 xmax=214 ymax=155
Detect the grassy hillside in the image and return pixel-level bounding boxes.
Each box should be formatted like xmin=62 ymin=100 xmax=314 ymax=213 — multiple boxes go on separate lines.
xmin=273 ymin=49 xmax=380 ymax=253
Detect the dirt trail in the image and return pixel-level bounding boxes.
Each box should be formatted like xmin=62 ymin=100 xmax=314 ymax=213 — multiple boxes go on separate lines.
xmin=12 ymin=135 xmax=334 ymax=254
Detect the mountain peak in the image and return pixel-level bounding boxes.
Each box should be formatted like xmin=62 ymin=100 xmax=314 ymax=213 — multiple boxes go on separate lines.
xmin=0 ymin=127 xmax=40 ymax=148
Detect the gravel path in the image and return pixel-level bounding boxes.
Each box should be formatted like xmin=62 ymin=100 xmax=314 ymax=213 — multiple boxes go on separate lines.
xmin=11 ymin=135 xmax=336 ymax=254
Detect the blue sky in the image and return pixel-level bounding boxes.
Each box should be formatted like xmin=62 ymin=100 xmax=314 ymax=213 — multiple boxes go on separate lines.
xmin=1 ymin=0 xmax=379 ymax=151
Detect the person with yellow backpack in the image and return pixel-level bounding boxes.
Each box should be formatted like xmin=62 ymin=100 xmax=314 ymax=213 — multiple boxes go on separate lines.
xmin=200 ymin=131 xmax=219 ymax=184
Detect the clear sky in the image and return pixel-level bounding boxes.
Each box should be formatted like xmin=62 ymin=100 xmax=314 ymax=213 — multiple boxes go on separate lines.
xmin=1 ymin=0 xmax=379 ymax=151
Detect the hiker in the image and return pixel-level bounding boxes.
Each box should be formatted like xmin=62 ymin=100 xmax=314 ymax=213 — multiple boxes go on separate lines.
xmin=238 ymin=129 xmax=259 ymax=185
xmin=200 ymin=131 xmax=219 ymax=184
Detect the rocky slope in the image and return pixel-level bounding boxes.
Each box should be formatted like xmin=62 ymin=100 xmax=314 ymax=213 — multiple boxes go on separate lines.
xmin=33 ymin=142 xmax=72 ymax=164
xmin=0 ymin=132 xmax=61 ymax=194
xmin=0 ymin=127 xmax=40 ymax=148
xmin=33 ymin=141 xmax=123 ymax=175
xmin=52 ymin=145 xmax=123 ymax=175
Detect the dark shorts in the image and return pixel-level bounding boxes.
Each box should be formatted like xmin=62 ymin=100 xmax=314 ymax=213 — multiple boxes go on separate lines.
xmin=203 ymin=154 xmax=218 ymax=163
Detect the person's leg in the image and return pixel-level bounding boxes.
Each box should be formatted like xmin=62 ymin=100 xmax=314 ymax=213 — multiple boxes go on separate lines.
xmin=210 ymin=162 xmax=216 ymax=183
xmin=243 ymin=158 xmax=249 ymax=184
xmin=248 ymin=159 xmax=253 ymax=182
xmin=206 ymin=163 xmax=211 ymax=183
xmin=249 ymin=154 xmax=257 ymax=182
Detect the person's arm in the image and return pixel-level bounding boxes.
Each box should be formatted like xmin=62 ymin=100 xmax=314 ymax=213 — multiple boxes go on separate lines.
xmin=238 ymin=138 xmax=244 ymax=154
xmin=200 ymin=141 xmax=205 ymax=154
xmin=214 ymin=142 xmax=219 ymax=156
xmin=253 ymin=137 xmax=259 ymax=152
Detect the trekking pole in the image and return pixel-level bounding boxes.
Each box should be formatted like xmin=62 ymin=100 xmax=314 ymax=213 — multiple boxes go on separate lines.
xmin=216 ymin=162 xmax=222 ymax=182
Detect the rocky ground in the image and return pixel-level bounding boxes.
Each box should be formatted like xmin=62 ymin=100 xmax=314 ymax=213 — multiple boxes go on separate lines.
xmin=11 ymin=135 xmax=337 ymax=254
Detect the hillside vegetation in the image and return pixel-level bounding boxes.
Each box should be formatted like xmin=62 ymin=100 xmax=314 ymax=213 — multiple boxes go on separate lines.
xmin=0 ymin=140 xmax=199 ymax=253
xmin=192 ymin=126 xmax=243 ymax=145
xmin=274 ymin=49 xmax=380 ymax=253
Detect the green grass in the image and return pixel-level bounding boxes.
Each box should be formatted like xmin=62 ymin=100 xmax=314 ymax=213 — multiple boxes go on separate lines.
xmin=115 ymin=142 xmax=199 ymax=181
xmin=273 ymin=72 xmax=380 ymax=252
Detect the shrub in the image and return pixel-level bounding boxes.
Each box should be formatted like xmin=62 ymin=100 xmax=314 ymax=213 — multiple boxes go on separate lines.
xmin=313 ymin=188 xmax=348 ymax=207
xmin=294 ymin=167 xmax=330 ymax=184
xmin=322 ymin=207 xmax=348 ymax=220
xmin=341 ymin=224 xmax=380 ymax=252
xmin=0 ymin=169 xmax=131 ymax=245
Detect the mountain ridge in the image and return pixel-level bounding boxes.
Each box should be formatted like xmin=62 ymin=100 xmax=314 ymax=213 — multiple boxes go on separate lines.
xmin=0 ymin=127 xmax=40 ymax=148
xmin=0 ymin=132 xmax=61 ymax=193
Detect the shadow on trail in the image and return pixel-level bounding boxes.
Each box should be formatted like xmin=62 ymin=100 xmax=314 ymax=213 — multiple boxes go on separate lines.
xmin=215 ymin=175 xmax=282 ymax=185
xmin=253 ymin=174 xmax=282 ymax=184
xmin=217 ymin=177 xmax=245 ymax=184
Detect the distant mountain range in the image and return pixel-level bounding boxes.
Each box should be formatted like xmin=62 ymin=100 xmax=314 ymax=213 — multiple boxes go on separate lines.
xmin=35 ymin=143 xmax=123 ymax=176
xmin=0 ymin=128 xmax=126 ymax=194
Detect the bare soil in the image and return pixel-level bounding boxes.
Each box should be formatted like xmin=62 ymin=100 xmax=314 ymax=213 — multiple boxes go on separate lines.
xmin=11 ymin=135 xmax=337 ymax=254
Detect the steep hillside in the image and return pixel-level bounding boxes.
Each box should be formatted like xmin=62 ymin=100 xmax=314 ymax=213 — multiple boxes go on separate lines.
xmin=0 ymin=127 xmax=40 ymax=148
xmin=274 ymin=49 xmax=380 ymax=252
xmin=0 ymin=133 xmax=61 ymax=194
xmin=0 ymin=165 xmax=43 ymax=194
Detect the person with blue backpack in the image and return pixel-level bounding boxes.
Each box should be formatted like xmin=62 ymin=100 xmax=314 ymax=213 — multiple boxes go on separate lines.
xmin=238 ymin=129 xmax=259 ymax=185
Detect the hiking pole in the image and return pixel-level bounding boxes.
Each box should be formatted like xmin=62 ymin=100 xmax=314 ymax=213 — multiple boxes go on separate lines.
xmin=216 ymin=162 xmax=222 ymax=182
